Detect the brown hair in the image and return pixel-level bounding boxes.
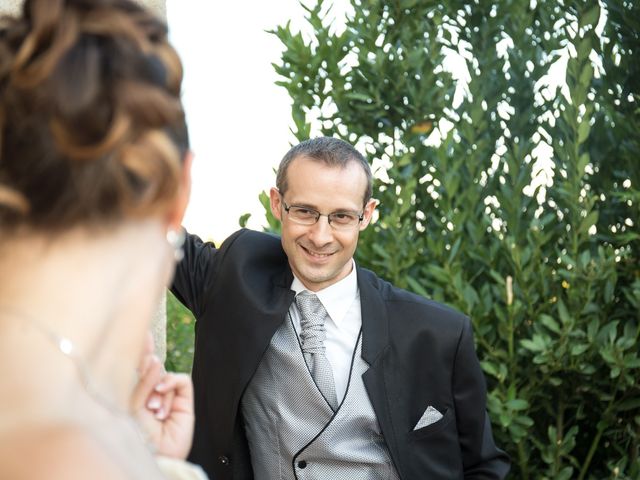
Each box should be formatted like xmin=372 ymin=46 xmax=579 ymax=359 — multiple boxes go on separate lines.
xmin=276 ymin=137 xmax=373 ymax=206
xmin=0 ymin=0 xmax=189 ymax=233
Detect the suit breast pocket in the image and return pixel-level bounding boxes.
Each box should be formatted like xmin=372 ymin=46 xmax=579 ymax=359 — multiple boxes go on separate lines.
xmin=408 ymin=407 xmax=455 ymax=441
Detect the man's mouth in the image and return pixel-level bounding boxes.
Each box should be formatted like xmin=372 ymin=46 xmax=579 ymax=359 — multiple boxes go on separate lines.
xmin=300 ymin=245 xmax=334 ymax=258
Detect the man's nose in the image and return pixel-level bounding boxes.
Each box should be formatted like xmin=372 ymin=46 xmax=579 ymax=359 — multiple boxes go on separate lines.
xmin=307 ymin=215 xmax=333 ymax=245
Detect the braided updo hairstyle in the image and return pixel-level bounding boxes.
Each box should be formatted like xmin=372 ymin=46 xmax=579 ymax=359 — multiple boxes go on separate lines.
xmin=0 ymin=0 xmax=189 ymax=233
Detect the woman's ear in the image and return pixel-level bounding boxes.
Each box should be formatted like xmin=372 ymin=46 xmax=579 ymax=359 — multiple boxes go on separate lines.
xmin=166 ymin=150 xmax=193 ymax=230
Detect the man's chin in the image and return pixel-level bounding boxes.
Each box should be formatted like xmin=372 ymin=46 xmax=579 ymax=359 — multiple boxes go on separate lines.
xmin=294 ymin=266 xmax=334 ymax=289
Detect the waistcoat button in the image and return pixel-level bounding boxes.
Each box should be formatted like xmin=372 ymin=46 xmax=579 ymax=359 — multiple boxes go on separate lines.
xmin=298 ymin=460 xmax=307 ymax=469
xmin=219 ymin=455 xmax=230 ymax=466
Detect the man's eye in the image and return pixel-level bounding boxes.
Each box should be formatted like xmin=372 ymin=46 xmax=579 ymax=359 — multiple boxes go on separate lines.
xmin=331 ymin=213 xmax=357 ymax=223
xmin=293 ymin=208 xmax=315 ymax=217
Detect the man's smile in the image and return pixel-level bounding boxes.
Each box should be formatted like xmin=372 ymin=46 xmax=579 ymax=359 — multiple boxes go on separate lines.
xmin=299 ymin=244 xmax=336 ymax=259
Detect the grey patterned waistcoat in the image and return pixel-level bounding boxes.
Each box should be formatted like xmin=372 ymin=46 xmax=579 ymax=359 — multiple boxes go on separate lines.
xmin=241 ymin=314 xmax=401 ymax=480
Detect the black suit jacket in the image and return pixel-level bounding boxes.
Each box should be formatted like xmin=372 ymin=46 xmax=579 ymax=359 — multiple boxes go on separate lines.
xmin=171 ymin=229 xmax=510 ymax=480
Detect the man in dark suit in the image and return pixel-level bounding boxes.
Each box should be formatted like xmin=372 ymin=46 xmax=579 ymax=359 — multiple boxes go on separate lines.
xmin=171 ymin=137 xmax=510 ymax=480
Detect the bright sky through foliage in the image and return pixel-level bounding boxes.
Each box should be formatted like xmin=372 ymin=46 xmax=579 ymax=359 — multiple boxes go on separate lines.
xmin=167 ymin=1 xmax=582 ymax=242
xmin=167 ymin=1 xmax=351 ymax=243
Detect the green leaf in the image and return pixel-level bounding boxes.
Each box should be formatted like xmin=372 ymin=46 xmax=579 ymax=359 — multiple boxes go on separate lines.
xmin=426 ymin=265 xmax=450 ymax=284
xmin=521 ymin=335 xmax=548 ymax=353
xmin=499 ymin=413 xmax=511 ymax=427
xmin=517 ymin=415 xmax=534 ymax=427
xmin=579 ymin=63 xmax=593 ymax=89
xmin=406 ymin=276 xmax=429 ymax=298
xmin=448 ymin=237 xmax=462 ymax=264
xmin=587 ymin=319 xmax=600 ymax=341
xmin=579 ymin=4 xmax=601 ymax=30
xmin=488 ymin=270 xmax=506 ymax=286
xmin=238 ymin=213 xmax=251 ymax=228
xmin=345 ymin=92 xmax=371 ymax=102
xmin=600 ymin=347 xmax=615 ymax=363
xmin=549 ymin=377 xmax=563 ymax=386
xmin=521 ymin=339 xmax=541 ymax=352
xmin=579 ymin=249 xmax=591 ymax=268
xmin=578 ymin=211 xmax=598 ymax=234
xmin=556 ymin=466 xmax=574 ymax=480
xmin=580 ymin=364 xmax=596 ymax=374
xmin=623 ymin=321 xmax=638 ymax=340
xmin=539 ymin=314 xmax=561 ymax=334
xmin=604 ymin=280 xmax=615 ymax=303
xmin=400 ymin=0 xmax=418 ymax=8
xmin=481 ymin=360 xmax=501 ymax=379
xmin=557 ymin=299 xmax=572 ymax=325
xmin=623 ymin=355 xmax=640 ymax=369
xmin=577 ymin=37 xmax=592 ymax=60
xmin=508 ymin=423 xmax=527 ymax=439
xmin=571 ymin=344 xmax=589 ymax=356
xmin=597 ymin=321 xmax=619 ymax=345
xmin=372 ymin=243 xmax=390 ymax=260
xmin=506 ymin=399 xmax=529 ymax=411
xmin=618 ymin=398 xmax=640 ymax=412
xmin=578 ymin=118 xmax=590 ymax=143
xmin=397 ymin=154 xmax=412 ymax=167
xmin=462 ymin=284 xmax=479 ymax=309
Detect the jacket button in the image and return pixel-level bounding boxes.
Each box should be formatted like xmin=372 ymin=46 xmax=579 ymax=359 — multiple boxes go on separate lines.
xmin=298 ymin=460 xmax=307 ymax=469
xmin=218 ymin=455 xmax=230 ymax=466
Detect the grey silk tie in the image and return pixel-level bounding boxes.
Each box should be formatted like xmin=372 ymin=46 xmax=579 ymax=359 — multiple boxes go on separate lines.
xmin=295 ymin=291 xmax=339 ymax=410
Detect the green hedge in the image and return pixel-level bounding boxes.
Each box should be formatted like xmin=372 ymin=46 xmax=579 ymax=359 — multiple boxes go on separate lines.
xmin=166 ymin=290 xmax=195 ymax=374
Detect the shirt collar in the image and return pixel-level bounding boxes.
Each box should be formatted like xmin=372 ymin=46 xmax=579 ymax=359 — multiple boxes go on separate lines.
xmin=291 ymin=260 xmax=359 ymax=328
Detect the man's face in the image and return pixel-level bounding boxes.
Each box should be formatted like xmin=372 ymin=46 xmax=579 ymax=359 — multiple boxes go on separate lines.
xmin=270 ymin=156 xmax=376 ymax=292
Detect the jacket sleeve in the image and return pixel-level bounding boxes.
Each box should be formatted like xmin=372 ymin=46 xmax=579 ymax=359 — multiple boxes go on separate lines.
xmin=453 ymin=319 xmax=511 ymax=479
xmin=170 ymin=230 xmax=221 ymax=318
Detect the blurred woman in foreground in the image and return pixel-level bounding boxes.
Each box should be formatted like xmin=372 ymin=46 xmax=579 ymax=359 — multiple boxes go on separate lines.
xmin=0 ymin=0 xmax=204 ymax=477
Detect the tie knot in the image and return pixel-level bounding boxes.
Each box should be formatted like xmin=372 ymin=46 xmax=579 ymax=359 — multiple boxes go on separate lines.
xmin=295 ymin=292 xmax=326 ymax=325
xmin=295 ymin=292 xmax=328 ymax=353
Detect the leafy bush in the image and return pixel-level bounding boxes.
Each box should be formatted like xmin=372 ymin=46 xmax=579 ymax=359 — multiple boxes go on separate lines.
xmin=166 ymin=290 xmax=195 ymax=373
xmin=268 ymin=1 xmax=640 ymax=478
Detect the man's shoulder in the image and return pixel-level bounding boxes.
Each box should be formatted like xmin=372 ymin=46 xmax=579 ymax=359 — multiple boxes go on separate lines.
xmin=358 ymin=267 xmax=468 ymax=324
xmin=218 ymin=229 xmax=289 ymax=273
xmin=222 ymin=228 xmax=281 ymax=251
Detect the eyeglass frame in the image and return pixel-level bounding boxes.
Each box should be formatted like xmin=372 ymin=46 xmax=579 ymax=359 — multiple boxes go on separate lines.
xmin=280 ymin=199 xmax=365 ymax=229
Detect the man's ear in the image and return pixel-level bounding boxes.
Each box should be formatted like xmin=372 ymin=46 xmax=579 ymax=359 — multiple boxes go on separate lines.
xmin=269 ymin=187 xmax=283 ymax=221
xmin=166 ymin=150 xmax=193 ymax=231
xmin=359 ymin=198 xmax=378 ymax=231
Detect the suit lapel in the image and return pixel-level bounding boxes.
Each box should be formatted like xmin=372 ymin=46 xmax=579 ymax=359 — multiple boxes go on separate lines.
xmin=250 ymin=263 xmax=295 ymax=361
xmin=216 ymin=245 xmax=294 ymax=424
xmin=358 ymin=268 xmax=403 ymax=477
xmin=358 ymin=267 xmax=388 ymax=364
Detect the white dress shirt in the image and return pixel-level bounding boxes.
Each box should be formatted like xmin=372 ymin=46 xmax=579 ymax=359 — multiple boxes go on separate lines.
xmin=290 ymin=261 xmax=362 ymax=402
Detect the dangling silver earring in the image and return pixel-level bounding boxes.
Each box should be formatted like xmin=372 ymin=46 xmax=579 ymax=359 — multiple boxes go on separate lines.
xmin=166 ymin=228 xmax=186 ymax=262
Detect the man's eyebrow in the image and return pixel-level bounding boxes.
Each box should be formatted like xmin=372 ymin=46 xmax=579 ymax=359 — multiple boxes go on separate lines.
xmin=288 ymin=202 xmax=318 ymax=209
xmin=290 ymin=202 xmax=360 ymax=213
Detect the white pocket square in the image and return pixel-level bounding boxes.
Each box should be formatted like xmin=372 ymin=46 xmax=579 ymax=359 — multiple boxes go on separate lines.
xmin=413 ymin=406 xmax=444 ymax=430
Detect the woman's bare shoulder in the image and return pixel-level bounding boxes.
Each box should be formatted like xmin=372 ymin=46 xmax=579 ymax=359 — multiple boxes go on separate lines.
xmin=0 ymin=423 xmax=127 ymax=480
